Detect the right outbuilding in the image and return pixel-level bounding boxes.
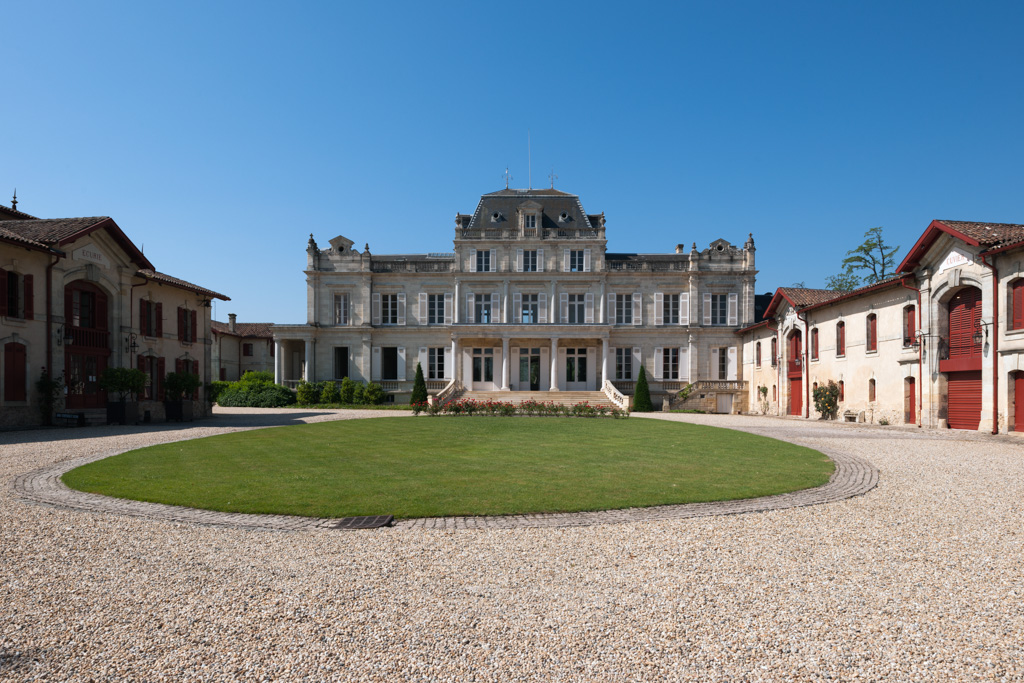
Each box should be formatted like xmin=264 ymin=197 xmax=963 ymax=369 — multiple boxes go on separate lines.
xmin=740 ymin=220 xmax=1024 ymax=433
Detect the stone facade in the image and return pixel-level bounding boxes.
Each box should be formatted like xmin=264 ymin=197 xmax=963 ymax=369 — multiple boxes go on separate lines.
xmin=211 ymin=315 xmax=274 ymax=381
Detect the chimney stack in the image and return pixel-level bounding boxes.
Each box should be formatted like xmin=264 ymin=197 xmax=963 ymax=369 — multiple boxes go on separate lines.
xmin=228 ymin=313 xmax=237 ymax=333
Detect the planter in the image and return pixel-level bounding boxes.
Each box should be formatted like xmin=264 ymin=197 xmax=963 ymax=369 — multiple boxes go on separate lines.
xmin=107 ymin=401 xmax=139 ymax=426
xmin=164 ymin=399 xmax=195 ymax=422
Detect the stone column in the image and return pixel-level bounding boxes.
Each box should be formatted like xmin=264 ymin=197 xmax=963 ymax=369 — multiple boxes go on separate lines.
xmin=501 ymin=337 xmax=510 ymax=390
xmin=601 ymin=338 xmax=609 ymax=387
xmin=274 ymin=339 xmax=284 ymax=384
xmin=599 ymin=280 xmax=606 ymax=324
xmin=452 ymin=338 xmax=459 ymax=385
xmin=503 ymin=280 xmax=509 ymax=324
xmin=549 ymin=337 xmax=559 ymax=391
xmin=454 ymin=279 xmax=461 ymax=324
xmin=303 ymin=339 xmax=313 ymax=381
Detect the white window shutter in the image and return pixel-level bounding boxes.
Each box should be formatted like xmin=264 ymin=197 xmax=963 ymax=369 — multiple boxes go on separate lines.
xmin=418 ymin=347 xmax=427 ymax=374
xmin=466 ymin=294 xmax=475 ymax=323
xmin=679 ymin=346 xmax=689 ymax=382
xmin=583 ymin=248 xmax=591 ymax=272
xmin=728 ymin=293 xmax=738 ymax=326
xmin=397 ymin=293 xmax=406 ymax=326
xmin=711 ymin=347 xmax=720 ymax=379
xmin=632 ymin=347 xmax=641 ymax=381
xmin=632 ymin=292 xmax=642 ymax=326
xmin=560 ymin=292 xmax=569 ymax=323
xmin=727 ymin=346 xmax=737 ymax=380
xmin=513 ymin=293 xmax=522 ymax=323
xmin=418 ymin=292 xmax=427 ymax=324
xmin=537 ymin=248 xmax=544 ymax=272
xmin=491 ymin=293 xmax=500 ymax=321
xmin=469 ymin=248 xmax=477 ymax=273
xmin=539 ymin=292 xmax=547 ymax=324
xmin=703 ymin=293 xmax=712 ymax=325
xmin=489 ymin=249 xmax=496 ymax=272
xmin=608 ymin=293 xmax=616 ymax=323
xmin=680 ymin=292 xmax=689 ymax=326
xmin=654 ymin=347 xmax=663 ymax=379
xmin=585 ymin=292 xmax=594 ymax=324
xmin=371 ymin=347 xmax=381 ymax=381
xmin=372 ymin=292 xmax=381 ymax=326
xmin=654 ymin=293 xmax=664 ymax=326
xmin=516 ymin=248 xmax=523 ymax=272
xmin=563 ymin=248 xmax=570 ymax=272
xmin=444 ymin=346 xmax=453 ymax=378
xmin=397 ymin=347 xmax=406 ymax=381
xmin=444 ymin=292 xmax=453 ymax=324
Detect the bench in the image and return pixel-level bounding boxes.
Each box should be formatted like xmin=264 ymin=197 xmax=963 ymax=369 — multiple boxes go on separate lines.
xmin=55 ymin=411 xmax=86 ymax=427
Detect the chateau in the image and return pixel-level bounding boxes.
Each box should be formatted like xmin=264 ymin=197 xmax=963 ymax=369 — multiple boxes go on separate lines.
xmin=272 ymin=188 xmax=757 ymax=408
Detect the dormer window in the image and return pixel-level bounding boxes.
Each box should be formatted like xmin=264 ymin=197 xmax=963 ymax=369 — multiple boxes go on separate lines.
xmin=559 ymin=211 xmax=569 ymax=222
xmin=524 ymin=215 xmax=537 ymax=229
xmin=490 ymin=212 xmax=502 ymax=223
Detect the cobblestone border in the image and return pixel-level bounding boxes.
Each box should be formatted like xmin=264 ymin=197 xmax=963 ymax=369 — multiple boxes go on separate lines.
xmin=12 ymin=419 xmax=878 ymax=532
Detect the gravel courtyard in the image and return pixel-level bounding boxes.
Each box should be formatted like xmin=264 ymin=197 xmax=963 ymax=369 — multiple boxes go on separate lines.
xmin=2 ymin=409 xmax=1022 ymax=681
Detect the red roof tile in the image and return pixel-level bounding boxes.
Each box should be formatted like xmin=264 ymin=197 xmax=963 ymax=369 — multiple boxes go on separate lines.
xmin=211 ymin=321 xmax=273 ymax=338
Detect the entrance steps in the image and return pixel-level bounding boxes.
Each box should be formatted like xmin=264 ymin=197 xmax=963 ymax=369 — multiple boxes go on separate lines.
xmin=461 ymin=390 xmax=618 ymax=410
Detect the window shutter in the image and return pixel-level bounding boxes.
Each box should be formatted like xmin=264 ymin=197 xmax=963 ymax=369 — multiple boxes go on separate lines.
xmin=419 ymin=293 xmax=427 ymax=324
xmin=679 ymin=346 xmax=689 ymax=382
xmin=469 ymin=249 xmax=477 ymax=272
xmin=397 ymin=292 xmax=406 ymax=326
xmin=711 ymin=348 xmax=720 ymax=379
xmin=513 ymin=293 xmax=522 ymax=323
xmin=608 ymin=293 xmax=616 ymax=323
xmin=632 ymin=347 xmax=641 ymax=381
xmin=538 ymin=293 xmax=547 ymax=324
xmin=178 ymin=307 xmax=185 ymax=341
xmin=563 ymin=249 xmax=570 ymax=272
xmin=727 ymin=293 xmax=738 ymax=326
xmin=444 ymin=346 xmax=453 ymax=378
xmin=583 ymin=248 xmax=591 ymax=272
xmin=371 ymin=347 xmax=381 ymax=381
xmin=466 ymin=294 xmax=475 ymax=323
xmin=489 ymin=249 xmax=496 ymax=272
xmin=1012 ymin=281 xmax=1024 ymax=329
xmin=491 ymin=293 xmax=500 ymax=322
xmin=23 ymin=274 xmax=33 ymax=320
xmin=537 ymin=248 xmax=544 ymax=272
xmin=139 ymin=299 xmax=146 ymax=334
xmin=632 ymin=292 xmax=642 ymax=326
xmin=155 ymin=303 xmax=163 ymax=338
xmin=192 ymin=360 xmax=200 ymax=399
xmin=516 ymin=249 xmax=523 ymax=272
xmin=680 ymin=293 xmax=689 ymax=325
xmin=585 ymin=293 xmax=594 ymax=324
xmin=191 ymin=310 xmax=197 ymax=343
xmin=654 ymin=347 xmax=664 ymax=379
xmin=703 ymin=293 xmax=712 ymax=325
xmin=654 ymin=293 xmax=664 ymax=326
xmin=0 ymin=271 xmax=7 ymax=317
xmin=444 ymin=292 xmax=453 ymax=324
xmin=397 ymin=347 xmax=406 ymax=381
xmin=419 ymin=347 xmax=428 ymax=375
xmin=560 ymin=292 xmax=569 ymax=323
xmin=156 ymin=357 xmax=165 ymax=400
xmin=727 ymin=347 xmax=737 ymax=381
xmin=372 ymin=293 xmax=381 ymax=325
xmin=176 ymin=358 xmax=183 ymax=374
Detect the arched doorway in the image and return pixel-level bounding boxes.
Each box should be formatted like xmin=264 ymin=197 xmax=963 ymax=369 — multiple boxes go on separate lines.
xmin=64 ymin=281 xmax=111 ymax=409
xmin=787 ymin=330 xmax=803 ymax=416
xmin=944 ymin=287 xmax=982 ymax=430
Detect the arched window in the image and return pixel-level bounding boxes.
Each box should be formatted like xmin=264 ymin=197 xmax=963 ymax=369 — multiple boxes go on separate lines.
xmin=755 ymin=341 xmax=762 ymax=367
xmin=811 ymin=328 xmax=819 ymax=360
xmin=836 ymin=321 xmax=846 ymax=356
xmin=903 ymin=305 xmax=916 ymax=347
xmin=866 ymin=314 xmax=878 ymax=352
xmin=868 ymin=378 xmax=876 ymax=402
xmin=1009 ymin=279 xmax=1024 ymax=331
xmin=772 ymin=384 xmax=777 ymax=402
xmin=838 ymin=380 xmax=845 ymax=401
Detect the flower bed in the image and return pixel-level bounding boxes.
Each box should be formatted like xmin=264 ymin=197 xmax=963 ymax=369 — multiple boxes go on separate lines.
xmin=413 ymin=399 xmax=627 ymax=418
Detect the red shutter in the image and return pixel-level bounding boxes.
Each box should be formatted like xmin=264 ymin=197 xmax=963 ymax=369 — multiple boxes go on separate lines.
xmin=0 ymin=270 xmax=7 ymax=317
xmin=949 ymin=288 xmax=981 ymax=359
xmin=140 ymin=299 xmax=147 ymax=334
xmin=948 ymin=371 xmax=982 ymax=430
xmin=837 ymin=323 xmax=845 ymax=355
xmin=4 ymin=342 xmax=27 ymax=402
xmin=23 ymin=275 xmax=33 ymax=320
xmin=157 ymin=357 xmax=165 ymax=400
xmin=867 ymin=316 xmax=877 ymax=351
xmin=155 ymin=303 xmax=163 ymax=338
xmin=175 ymin=358 xmax=183 ymax=373
xmin=906 ymin=307 xmax=916 ymax=344
xmin=811 ymin=329 xmax=818 ymax=359
xmin=191 ymin=310 xmax=197 ymax=343
xmin=1013 ymin=280 xmax=1024 ymax=331
xmin=1014 ymin=372 xmax=1024 ymax=432
xmin=95 ymin=290 xmax=107 ymax=331
xmin=193 ymin=360 xmax=200 ymax=399
xmin=178 ymin=307 xmax=185 ymax=341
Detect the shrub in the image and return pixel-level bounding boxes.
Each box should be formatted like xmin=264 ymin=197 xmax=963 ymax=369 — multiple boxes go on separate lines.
xmin=339 ymin=377 xmax=355 ymax=404
xmin=296 ymin=380 xmax=322 ymax=406
xmin=363 ymin=382 xmax=386 ymax=405
xmin=207 ymin=381 xmax=231 ymax=405
xmin=241 ymin=371 xmax=274 ymax=384
xmin=99 ymin=367 xmax=147 ymax=402
xmin=411 ymin=400 xmax=429 ymax=415
xmin=320 ymin=381 xmax=340 ymax=404
xmin=812 ymin=380 xmax=841 ymax=420
xmin=758 ymin=385 xmax=770 ymax=414
xmin=633 ymin=365 xmax=653 ymax=412
xmin=216 ymin=372 xmax=296 ymax=408
xmin=352 ymin=382 xmax=365 ymax=404
xmin=164 ymin=372 xmax=201 ymax=402
xmin=411 ymin=363 xmax=428 ymax=405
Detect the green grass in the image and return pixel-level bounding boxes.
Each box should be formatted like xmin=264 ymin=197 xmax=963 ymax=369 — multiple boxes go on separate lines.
xmin=62 ymin=417 xmax=834 ymax=519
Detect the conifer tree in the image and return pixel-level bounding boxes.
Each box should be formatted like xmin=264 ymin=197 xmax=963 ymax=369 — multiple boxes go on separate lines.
xmin=411 ymin=362 xmax=428 ymax=405
xmin=633 ymin=365 xmax=653 ymax=412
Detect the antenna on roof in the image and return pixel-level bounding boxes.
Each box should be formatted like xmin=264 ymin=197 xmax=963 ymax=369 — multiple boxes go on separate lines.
xmin=503 ymin=167 xmax=512 ymax=189
xmin=528 ymin=130 xmax=532 ymax=189
xmin=549 ymin=169 xmax=557 ymax=189
xmin=11 ymin=189 xmax=16 ymax=211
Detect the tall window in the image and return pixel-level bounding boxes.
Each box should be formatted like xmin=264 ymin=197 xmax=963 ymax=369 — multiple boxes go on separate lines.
xmin=428 ymin=348 xmax=445 ymax=380
xmin=565 ymin=348 xmax=587 ymax=382
xmin=866 ymin=314 xmax=878 ymax=352
xmin=177 ymin=307 xmax=197 ymax=343
xmin=1011 ymin=279 xmax=1024 ymax=331
xmin=523 ymin=250 xmax=538 ymax=272
xmin=770 ymin=338 xmax=778 ymax=366
xmin=615 ymin=294 xmax=632 ymax=325
xmin=427 ymin=294 xmax=445 ymax=324
xmin=1 ymin=270 xmax=32 ymax=320
xmin=381 ymin=294 xmax=399 ymax=325
xmin=663 ymin=347 xmax=679 ymax=380
xmin=718 ymin=347 xmax=728 ymax=380
xmin=838 ymin=380 xmax=845 ymax=401
xmin=334 ymin=294 xmax=349 ymax=325
xmin=333 ymin=347 xmax=349 ymax=379
xmin=139 ymin=299 xmax=159 ymax=337
xmin=475 ymin=296 xmax=493 ymax=324
xmin=711 ymin=294 xmax=729 ymax=325
xmin=836 ymin=321 xmax=846 ymax=357
xmin=615 ymin=348 xmax=632 ymax=381
xmin=472 ymin=348 xmax=494 ymax=382
xmin=524 ymin=215 xmax=536 ymax=230
xmin=568 ymin=294 xmax=585 ymax=324
xmin=521 ymin=294 xmax=538 ymax=324
xmin=755 ymin=341 xmax=762 ymax=367
xmin=811 ymin=328 xmax=819 ymax=360
xmin=903 ymin=306 xmax=916 ymax=347
xmin=3 ymin=342 xmax=26 ymax=401
xmin=868 ymin=378 xmax=876 ymax=402
xmin=663 ymin=294 xmax=679 ymax=324
xmin=243 ymin=343 xmax=253 ymax=356
xmin=476 ymin=250 xmax=491 ymax=273
xmin=569 ymin=250 xmax=585 ymax=272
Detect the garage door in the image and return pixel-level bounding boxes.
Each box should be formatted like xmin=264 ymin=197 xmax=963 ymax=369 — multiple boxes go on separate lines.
xmin=947 ymin=371 xmax=982 ymax=430
xmin=790 ymin=377 xmax=802 ymax=416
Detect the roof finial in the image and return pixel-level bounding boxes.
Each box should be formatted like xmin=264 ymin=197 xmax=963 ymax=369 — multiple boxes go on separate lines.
xmin=549 ymin=169 xmax=558 ymax=189
xmin=11 ymin=189 xmax=16 ymax=210
xmin=503 ymin=167 xmax=512 ymax=190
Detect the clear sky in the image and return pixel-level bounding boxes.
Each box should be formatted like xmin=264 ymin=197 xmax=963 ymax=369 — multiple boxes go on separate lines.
xmin=4 ymin=1 xmax=1022 ymax=323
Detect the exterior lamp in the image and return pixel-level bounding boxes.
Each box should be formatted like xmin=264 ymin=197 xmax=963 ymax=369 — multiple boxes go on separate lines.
xmin=56 ymin=324 xmax=74 ymax=346
xmin=972 ymin=321 xmax=990 ymax=346
xmin=125 ymin=332 xmax=139 ymax=354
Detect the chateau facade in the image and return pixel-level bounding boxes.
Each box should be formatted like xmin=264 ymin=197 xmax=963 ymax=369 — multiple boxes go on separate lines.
xmin=273 ymin=188 xmax=757 ymax=408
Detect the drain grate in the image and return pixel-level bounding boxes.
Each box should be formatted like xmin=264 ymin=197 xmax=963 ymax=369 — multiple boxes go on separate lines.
xmin=325 ymin=515 xmax=394 ymax=530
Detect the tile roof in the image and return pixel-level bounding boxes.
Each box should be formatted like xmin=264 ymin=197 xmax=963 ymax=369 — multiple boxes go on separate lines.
xmin=938 ymin=220 xmax=1024 ymax=248
xmin=137 ymin=269 xmax=230 ymax=301
xmin=0 ymin=225 xmax=52 ymax=251
xmin=211 ymin=321 xmax=274 ymax=338
xmin=777 ymin=287 xmax=845 ymax=307
xmin=0 ymin=205 xmax=39 ymax=220
xmin=0 ymin=216 xmax=111 ymax=244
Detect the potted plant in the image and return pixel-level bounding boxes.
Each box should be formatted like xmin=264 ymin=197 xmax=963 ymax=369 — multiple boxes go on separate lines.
xmin=99 ymin=367 xmax=147 ymax=425
xmin=164 ymin=371 xmax=202 ymax=422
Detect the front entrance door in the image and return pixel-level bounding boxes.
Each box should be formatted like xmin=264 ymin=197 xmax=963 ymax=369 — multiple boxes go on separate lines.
xmin=947 ymin=370 xmax=982 ymax=430
xmin=565 ymin=347 xmax=588 ymax=390
xmin=64 ymin=280 xmax=110 ymax=409
xmin=472 ymin=348 xmax=495 ymax=390
xmin=519 ymin=348 xmax=541 ymax=391
xmin=66 ymin=352 xmax=107 ymax=409
xmin=1014 ymin=372 xmax=1024 ymax=432
xmin=790 ymin=377 xmax=802 ymax=416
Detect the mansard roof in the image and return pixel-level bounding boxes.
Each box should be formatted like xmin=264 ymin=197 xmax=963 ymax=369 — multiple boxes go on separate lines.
xmin=0 ymin=216 xmax=155 ymax=270
xmin=898 ymin=219 xmax=1024 ymax=272
xmin=465 ymin=188 xmax=597 ymax=232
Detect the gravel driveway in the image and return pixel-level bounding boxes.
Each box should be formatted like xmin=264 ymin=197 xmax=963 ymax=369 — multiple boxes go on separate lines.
xmin=2 ymin=408 xmax=1022 ymax=681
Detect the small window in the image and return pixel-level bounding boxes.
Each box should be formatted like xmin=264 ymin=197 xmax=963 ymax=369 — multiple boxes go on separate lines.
xmin=903 ymin=306 xmax=916 ymax=347
xmin=866 ymin=314 xmax=878 ymax=352
xmin=755 ymin=341 xmax=762 ymax=368
xmin=838 ymin=380 xmax=845 ymax=401
xmin=243 ymin=343 xmax=254 ymax=357
xmin=811 ymin=328 xmax=819 ymax=360
xmin=836 ymin=321 xmax=846 ymax=357
xmin=476 ymin=250 xmax=491 ymax=273
xmin=868 ymin=378 xmax=876 ymax=402
xmin=524 ymin=215 xmax=537 ymax=229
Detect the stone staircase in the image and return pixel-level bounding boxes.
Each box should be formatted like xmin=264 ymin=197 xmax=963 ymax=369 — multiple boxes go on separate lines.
xmin=460 ymin=390 xmax=619 ymax=410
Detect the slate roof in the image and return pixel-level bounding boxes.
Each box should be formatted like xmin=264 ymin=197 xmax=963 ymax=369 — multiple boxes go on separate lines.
xmin=466 ymin=188 xmax=596 ymax=232
xmin=211 ymin=321 xmax=273 ymax=338
xmin=137 ymin=269 xmax=230 ymax=301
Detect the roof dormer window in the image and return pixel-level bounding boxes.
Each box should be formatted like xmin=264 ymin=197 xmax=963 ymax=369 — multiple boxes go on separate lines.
xmin=490 ymin=212 xmax=503 ymax=223
xmin=559 ymin=211 xmax=569 ymax=222
xmin=524 ymin=215 xmax=536 ymax=229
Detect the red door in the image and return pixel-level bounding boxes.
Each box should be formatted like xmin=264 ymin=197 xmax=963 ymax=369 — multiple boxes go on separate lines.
xmin=947 ymin=371 xmax=982 ymax=430
xmin=1015 ymin=373 xmax=1024 ymax=432
xmin=906 ymin=377 xmax=916 ymax=425
xmin=64 ymin=282 xmax=110 ymax=409
xmin=790 ymin=377 xmax=802 ymax=416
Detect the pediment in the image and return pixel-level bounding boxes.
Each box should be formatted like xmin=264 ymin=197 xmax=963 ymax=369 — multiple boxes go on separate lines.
xmin=328 ymin=235 xmax=356 ymax=253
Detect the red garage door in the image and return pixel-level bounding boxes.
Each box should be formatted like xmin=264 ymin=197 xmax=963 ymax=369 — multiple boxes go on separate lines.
xmin=789 ymin=377 xmax=802 ymax=416
xmin=948 ymin=371 xmax=982 ymax=430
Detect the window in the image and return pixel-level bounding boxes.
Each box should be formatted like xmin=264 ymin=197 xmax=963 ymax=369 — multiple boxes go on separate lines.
xmin=243 ymin=343 xmax=254 ymax=357
xmin=428 ymin=348 xmax=445 ymax=380
xmin=524 ymin=215 xmax=536 ymax=230
xmin=773 ymin=385 xmax=777 ymax=402
xmin=521 ymin=294 xmax=538 ymax=324
xmin=3 ymin=342 xmax=26 ymax=401
xmin=475 ymin=296 xmax=493 ymax=324
xmin=427 ymin=294 xmax=445 ymax=324
xmin=569 ymin=250 xmax=585 ymax=272
xmin=382 ymin=347 xmax=399 ymax=381
xmin=866 ymin=314 xmax=878 ymax=352
xmin=177 ymin=307 xmax=197 ymax=343
xmin=472 ymin=348 xmax=494 ymax=382
xmin=718 ymin=347 xmax=728 ymax=380
xmin=868 ymin=378 xmax=876 ymax=402
xmin=334 ymin=347 xmax=349 ymax=379
xmin=219 ymin=367 xmax=227 ymax=381
xmin=811 ymin=328 xmax=819 ymax=360
xmin=711 ymin=294 xmax=729 ymax=325
xmin=663 ymin=294 xmax=679 ymax=325
xmin=476 ymin=249 xmax=491 ymax=273
xmin=756 ymin=341 xmax=762 ymax=367
xmin=903 ymin=306 xmax=916 ymax=347
xmin=1011 ymin=279 xmax=1024 ymax=331
xmin=836 ymin=321 xmax=846 ymax=357
xmin=568 ymin=294 xmax=585 ymax=324
xmin=139 ymin=299 xmax=160 ymax=337
xmin=615 ymin=294 xmax=632 ymax=325
xmin=615 ymin=347 xmax=632 ymax=381
xmin=1 ymin=270 xmax=32 ymax=320
xmin=770 ymin=338 xmax=778 ymax=366
xmin=565 ymin=348 xmax=588 ymax=382
xmin=139 ymin=355 xmax=164 ymax=400
xmin=662 ymin=347 xmax=679 ymax=380
xmin=334 ymin=294 xmax=349 ymax=325
xmin=523 ymin=250 xmax=538 ymax=272
xmin=838 ymin=380 xmax=845 ymax=401
xmin=382 ymin=294 xmax=399 ymax=325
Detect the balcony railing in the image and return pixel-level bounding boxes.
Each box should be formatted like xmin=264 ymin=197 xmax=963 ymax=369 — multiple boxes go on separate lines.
xmin=604 ymin=261 xmax=689 ymax=272
xmin=68 ymin=327 xmax=110 ymax=349
xmin=371 ymin=261 xmax=454 ymax=273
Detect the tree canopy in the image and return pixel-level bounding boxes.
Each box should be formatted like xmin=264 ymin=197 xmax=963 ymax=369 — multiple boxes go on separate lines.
xmin=826 ymin=226 xmax=900 ymax=291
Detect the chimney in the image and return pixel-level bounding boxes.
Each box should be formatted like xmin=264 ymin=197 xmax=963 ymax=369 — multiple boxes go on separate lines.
xmin=228 ymin=313 xmax=237 ymax=333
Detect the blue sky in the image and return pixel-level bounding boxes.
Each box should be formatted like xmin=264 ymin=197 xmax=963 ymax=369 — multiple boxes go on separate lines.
xmin=3 ymin=1 xmax=1022 ymax=323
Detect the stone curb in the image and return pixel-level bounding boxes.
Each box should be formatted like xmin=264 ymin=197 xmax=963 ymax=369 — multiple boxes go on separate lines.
xmin=12 ymin=416 xmax=879 ymax=532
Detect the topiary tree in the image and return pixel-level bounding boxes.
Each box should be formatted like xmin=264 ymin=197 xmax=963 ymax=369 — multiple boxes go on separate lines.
xmin=411 ymin=362 xmax=428 ymax=405
xmin=339 ymin=376 xmax=355 ymax=404
xmin=632 ymin=365 xmax=653 ymax=412
xmin=813 ymin=380 xmax=841 ymax=420
xmin=295 ymin=380 xmax=322 ymax=405
xmin=321 ymin=380 xmax=340 ymax=404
